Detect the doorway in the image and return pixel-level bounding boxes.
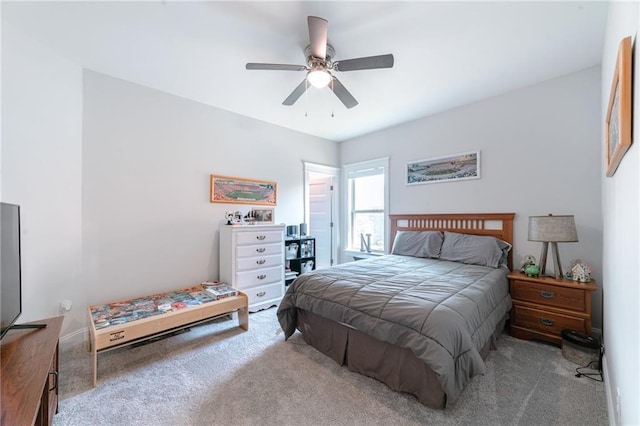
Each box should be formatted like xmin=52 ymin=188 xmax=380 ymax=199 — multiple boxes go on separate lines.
xmin=304 ymin=163 xmax=339 ymax=268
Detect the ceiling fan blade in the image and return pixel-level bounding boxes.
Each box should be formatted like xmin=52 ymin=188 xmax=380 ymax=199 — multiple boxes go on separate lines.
xmin=308 ymin=16 xmax=328 ymax=59
xmin=331 ymin=77 xmax=358 ymax=109
xmin=246 ymin=63 xmax=306 ymax=71
xmin=335 ymin=54 xmax=394 ymax=72
xmin=282 ymin=79 xmax=309 ymax=106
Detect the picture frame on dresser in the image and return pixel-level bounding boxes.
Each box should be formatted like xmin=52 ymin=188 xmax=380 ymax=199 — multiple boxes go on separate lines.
xmin=246 ymin=208 xmax=274 ymax=224
xmin=605 ymin=36 xmax=632 ymax=177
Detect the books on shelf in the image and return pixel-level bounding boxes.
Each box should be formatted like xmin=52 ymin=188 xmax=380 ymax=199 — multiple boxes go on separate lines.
xmin=201 ymin=281 xmax=239 ymax=300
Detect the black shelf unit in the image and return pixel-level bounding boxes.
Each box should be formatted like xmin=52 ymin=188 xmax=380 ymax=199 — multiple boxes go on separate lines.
xmin=284 ymin=237 xmax=316 ymax=286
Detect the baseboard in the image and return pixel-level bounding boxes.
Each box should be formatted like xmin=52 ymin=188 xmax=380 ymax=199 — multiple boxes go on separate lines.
xmin=602 ymin=353 xmax=616 ymax=425
xmin=591 ymin=327 xmax=602 ymax=342
xmin=60 ymin=326 xmax=87 ymax=351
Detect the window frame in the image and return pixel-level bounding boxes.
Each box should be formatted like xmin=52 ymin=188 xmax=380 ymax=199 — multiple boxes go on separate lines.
xmin=341 ymin=157 xmax=389 ymax=261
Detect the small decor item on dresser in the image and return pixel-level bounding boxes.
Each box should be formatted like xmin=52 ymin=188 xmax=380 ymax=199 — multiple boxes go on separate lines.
xmin=244 ymin=208 xmax=275 ymax=225
xmin=565 ymin=259 xmax=592 ymax=283
xmin=225 ymin=212 xmax=235 ymax=225
xmin=520 ymin=255 xmax=536 ymax=272
xmin=524 ymin=264 xmax=540 ymax=277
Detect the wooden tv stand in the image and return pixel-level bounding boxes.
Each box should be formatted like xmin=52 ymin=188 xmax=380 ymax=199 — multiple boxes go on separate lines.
xmin=1 ymin=316 xmax=64 ymax=426
xmin=87 ymin=287 xmax=249 ymax=386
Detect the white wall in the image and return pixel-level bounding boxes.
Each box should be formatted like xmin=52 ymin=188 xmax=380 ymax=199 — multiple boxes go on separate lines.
xmin=1 ymin=24 xmax=84 ymax=335
xmin=341 ymin=67 xmax=603 ymax=330
xmin=601 ymin=2 xmax=640 ymax=425
xmin=82 ymin=71 xmax=337 ymax=308
xmin=2 ymin=22 xmax=338 ymax=344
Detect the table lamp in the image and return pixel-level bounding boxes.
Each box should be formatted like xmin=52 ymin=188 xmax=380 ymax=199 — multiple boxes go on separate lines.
xmin=528 ymin=214 xmax=578 ymax=280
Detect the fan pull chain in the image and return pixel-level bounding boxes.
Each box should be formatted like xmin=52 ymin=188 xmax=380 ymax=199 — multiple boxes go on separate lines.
xmin=304 ymin=79 xmax=309 ymax=117
xmin=330 ymin=78 xmax=335 ymax=118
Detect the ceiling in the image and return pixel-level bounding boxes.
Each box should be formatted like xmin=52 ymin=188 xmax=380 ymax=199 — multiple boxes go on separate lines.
xmin=2 ymin=1 xmax=608 ymax=142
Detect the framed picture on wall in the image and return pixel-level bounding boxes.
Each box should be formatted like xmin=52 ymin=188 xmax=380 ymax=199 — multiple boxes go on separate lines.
xmin=406 ymin=151 xmax=480 ymax=185
xmin=605 ymin=36 xmax=632 ymax=177
xmin=210 ymin=175 xmax=277 ymax=206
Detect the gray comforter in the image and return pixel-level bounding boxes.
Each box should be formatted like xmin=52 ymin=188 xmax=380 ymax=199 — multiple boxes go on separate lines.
xmin=277 ymin=254 xmax=512 ymax=403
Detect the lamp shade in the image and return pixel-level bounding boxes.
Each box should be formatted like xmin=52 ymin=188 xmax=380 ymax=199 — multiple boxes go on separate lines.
xmin=528 ymin=215 xmax=578 ymax=242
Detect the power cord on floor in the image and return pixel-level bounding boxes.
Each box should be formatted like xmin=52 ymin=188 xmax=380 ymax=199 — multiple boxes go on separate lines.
xmin=574 ymin=346 xmax=603 ymax=382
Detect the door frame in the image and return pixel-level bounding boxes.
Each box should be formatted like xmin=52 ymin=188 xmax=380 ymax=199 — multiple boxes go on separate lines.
xmin=303 ymin=162 xmax=339 ymax=267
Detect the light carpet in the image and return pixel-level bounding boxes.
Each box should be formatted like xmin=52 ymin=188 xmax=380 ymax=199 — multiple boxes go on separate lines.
xmin=53 ymin=309 xmax=608 ymax=425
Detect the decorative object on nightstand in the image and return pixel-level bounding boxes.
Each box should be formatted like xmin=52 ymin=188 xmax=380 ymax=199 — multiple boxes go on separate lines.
xmin=524 ymin=264 xmax=540 ymax=277
xmin=519 ymin=254 xmax=536 ymax=272
xmin=527 ymin=214 xmax=578 ymax=280
xmin=565 ymin=259 xmax=592 ymax=283
xmin=508 ymin=271 xmax=597 ymax=346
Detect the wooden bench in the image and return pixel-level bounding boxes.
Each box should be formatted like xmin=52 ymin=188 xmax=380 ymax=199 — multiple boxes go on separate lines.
xmin=87 ymin=285 xmax=248 ymax=386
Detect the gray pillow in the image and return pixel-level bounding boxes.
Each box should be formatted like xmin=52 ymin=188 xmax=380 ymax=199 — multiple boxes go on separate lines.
xmin=391 ymin=231 xmax=443 ymax=258
xmin=440 ymin=231 xmax=511 ymax=268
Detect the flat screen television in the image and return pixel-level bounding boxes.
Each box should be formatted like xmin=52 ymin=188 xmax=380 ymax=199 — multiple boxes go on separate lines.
xmin=1 ymin=202 xmax=22 ymax=339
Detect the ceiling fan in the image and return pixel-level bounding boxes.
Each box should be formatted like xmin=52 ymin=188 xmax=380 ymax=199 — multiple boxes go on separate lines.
xmin=246 ymin=16 xmax=394 ymax=109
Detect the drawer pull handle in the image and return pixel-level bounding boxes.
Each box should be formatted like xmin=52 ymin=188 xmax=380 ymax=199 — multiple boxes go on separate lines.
xmin=540 ymin=317 xmax=554 ymax=326
xmin=256 ymin=291 xmax=266 ymax=297
xmin=256 ymin=259 xmax=266 ymax=265
xmin=257 ymin=274 xmax=266 ymax=280
xmin=540 ymin=290 xmax=555 ymax=299
xmin=256 ymin=235 xmax=266 ymax=240
xmin=49 ymin=371 xmax=59 ymax=392
xmin=256 ymin=248 xmax=266 ymax=253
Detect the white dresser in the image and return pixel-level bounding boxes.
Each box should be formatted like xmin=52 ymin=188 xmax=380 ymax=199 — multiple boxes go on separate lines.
xmin=219 ymin=224 xmax=285 ymax=312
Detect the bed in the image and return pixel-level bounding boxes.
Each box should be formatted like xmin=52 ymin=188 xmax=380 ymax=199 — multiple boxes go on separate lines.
xmin=277 ymin=213 xmax=515 ymax=408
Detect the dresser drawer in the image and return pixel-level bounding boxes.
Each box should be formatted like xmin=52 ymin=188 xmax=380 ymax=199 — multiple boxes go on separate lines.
xmin=244 ymin=282 xmax=283 ymax=307
xmin=236 ymin=230 xmax=282 ymax=246
xmin=511 ymin=280 xmax=585 ymax=312
xmin=237 ymin=254 xmax=282 ymax=271
xmin=236 ymin=266 xmax=282 ymax=288
xmin=512 ymin=305 xmax=586 ymax=335
xmin=236 ymin=242 xmax=282 ymax=258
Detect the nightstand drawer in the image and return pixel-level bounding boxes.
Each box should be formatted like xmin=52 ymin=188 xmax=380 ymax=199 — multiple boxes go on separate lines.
xmin=511 ymin=280 xmax=585 ymax=312
xmin=512 ymin=305 xmax=586 ymax=335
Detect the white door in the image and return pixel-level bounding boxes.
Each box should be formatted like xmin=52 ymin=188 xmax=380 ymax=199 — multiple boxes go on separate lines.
xmin=309 ymin=174 xmax=334 ymax=267
xmin=304 ymin=163 xmax=339 ymax=268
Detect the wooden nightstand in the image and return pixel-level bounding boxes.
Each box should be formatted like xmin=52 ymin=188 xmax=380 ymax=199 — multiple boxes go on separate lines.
xmin=508 ymin=272 xmax=598 ymax=346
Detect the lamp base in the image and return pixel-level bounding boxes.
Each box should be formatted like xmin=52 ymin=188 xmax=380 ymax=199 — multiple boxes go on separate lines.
xmin=539 ymin=241 xmax=564 ymax=280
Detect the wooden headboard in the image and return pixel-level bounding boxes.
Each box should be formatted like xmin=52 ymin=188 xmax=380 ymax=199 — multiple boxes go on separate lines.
xmin=389 ymin=213 xmax=516 ymax=269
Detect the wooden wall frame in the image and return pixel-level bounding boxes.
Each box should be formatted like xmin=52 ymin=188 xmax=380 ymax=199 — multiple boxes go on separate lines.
xmin=605 ymin=36 xmax=632 ymax=177
xmin=210 ymin=175 xmax=277 ymax=206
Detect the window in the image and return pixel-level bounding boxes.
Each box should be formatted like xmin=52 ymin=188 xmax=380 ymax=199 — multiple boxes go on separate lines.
xmin=343 ymin=158 xmax=389 ymax=254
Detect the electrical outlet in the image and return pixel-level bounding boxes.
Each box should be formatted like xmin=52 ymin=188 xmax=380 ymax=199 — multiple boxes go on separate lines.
xmin=58 ymin=299 xmax=72 ymax=315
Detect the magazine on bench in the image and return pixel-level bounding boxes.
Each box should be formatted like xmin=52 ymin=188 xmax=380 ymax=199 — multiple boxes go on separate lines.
xmin=201 ymin=281 xmax=239 ymax=300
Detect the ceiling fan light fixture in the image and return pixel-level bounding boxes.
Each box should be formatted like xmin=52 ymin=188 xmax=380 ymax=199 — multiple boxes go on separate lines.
xmin=307 ymin=68 xmax=331 ymax=88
